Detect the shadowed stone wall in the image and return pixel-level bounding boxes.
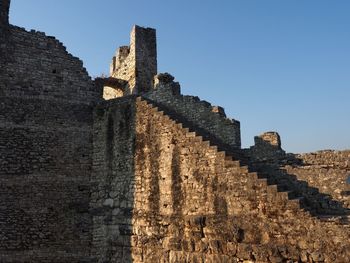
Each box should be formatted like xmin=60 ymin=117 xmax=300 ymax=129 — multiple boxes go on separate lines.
xmin=0 ymin=6 xmax=101 ymax=261
xmin=90 ymin=97 xmax=136 ymax=262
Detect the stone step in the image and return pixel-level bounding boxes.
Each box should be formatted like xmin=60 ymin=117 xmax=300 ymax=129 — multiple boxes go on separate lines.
xmin=225 ymin=160 xmax=240 ymax=168
xmin=140 ymin=96 xmax=348 ymax=224
xmin=202 ymin=140 xmax=210 ymax=147
xmin=217 ymin=151 xmax=226 ymax=159
xmin=191 ymin=135 xmax=202 ymax=143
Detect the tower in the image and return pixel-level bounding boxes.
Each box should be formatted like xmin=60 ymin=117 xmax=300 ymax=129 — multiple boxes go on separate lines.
xmin=110 ymin=25 xmax=157 ymax=95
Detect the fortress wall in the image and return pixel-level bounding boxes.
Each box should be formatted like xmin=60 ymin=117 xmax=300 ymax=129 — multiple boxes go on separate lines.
xmin=90 ymin=96 xmax=137 ymax=262
xmin=0 ymin=24 xmax=100 ymax=261
xmin=145 ymin=80 xmax=241 ymax=148
xmin=1 ymin=27 xmax=97 ymax=101
xmin=131 ymin=99 xmax=349 ymax=262
xmin=0 ymin=174 xmax=91 ymax=262
xmin=90 ymin=98 xmax=350 ymax=262
xmin=284 ymin=151 xmax=350 ymax=209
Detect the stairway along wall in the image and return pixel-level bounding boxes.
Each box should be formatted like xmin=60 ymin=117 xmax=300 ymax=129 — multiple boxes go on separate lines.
xmin=90 ymin=97 xmax=350 ymax=263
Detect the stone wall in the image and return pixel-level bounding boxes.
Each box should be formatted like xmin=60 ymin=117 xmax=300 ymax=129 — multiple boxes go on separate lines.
xmin=0 ymin=17 xmax=101 ymax=262
xmin=246 ymin=133 xmax=349 ymax=216
xmin=89 ymin=97 xmax=350 ymax=262
xmin=249 ymin=132 xmax=286 ymax=161
xmin=110 ymin=25 xmax=157 ymax=95
xmin=284 ymin=150 xmax=350 ymax=209
xmin=2 ymin=3 xmax=350 ymax=262
xmin=90 ymin=96 xmax=137 ymax=262
xmin=144 ymin=74 xmax=241 ymax=149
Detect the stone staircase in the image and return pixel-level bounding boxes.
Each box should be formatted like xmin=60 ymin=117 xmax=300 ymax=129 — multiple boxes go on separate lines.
xmin=138 ymin=96 xmax=350 ymax=226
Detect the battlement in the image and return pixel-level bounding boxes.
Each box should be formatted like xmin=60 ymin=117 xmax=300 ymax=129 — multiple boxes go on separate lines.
xmin=109 ymin=25 xmax=157 ymax=95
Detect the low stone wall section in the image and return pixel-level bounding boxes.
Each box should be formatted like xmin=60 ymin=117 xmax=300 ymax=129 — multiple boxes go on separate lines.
xmin=284 ymin=151 xmax=350 ymax=209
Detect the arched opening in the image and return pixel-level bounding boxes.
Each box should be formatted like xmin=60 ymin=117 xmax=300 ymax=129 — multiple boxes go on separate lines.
xmin=94 ymin=77 xmax=128 ymax=100
xmin=103 ymin=86 xmax=124 ymax=100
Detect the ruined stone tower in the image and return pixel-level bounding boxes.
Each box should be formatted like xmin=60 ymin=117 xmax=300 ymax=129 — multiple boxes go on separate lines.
xmin=109 ymin=25 xmax=157 ymax=96
xmin=1 ymin=1 xmax=350 ymax=262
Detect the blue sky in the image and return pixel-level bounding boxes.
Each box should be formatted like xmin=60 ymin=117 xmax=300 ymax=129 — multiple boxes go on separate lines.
xmin=10 ymin=0 xmax=350 ymax=153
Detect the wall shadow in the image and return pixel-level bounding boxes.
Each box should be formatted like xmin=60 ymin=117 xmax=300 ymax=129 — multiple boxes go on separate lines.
xmin=145 ymin=98 xmax=350 ymax=223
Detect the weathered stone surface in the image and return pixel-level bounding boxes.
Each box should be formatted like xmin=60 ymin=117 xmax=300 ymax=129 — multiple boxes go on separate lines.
xmin=1 ymin=1 xmax=350 ymax=262
xmin=285 ymin=150 xmax=350 ymax=209
xmin=109 ymin=25 xmax=157 ymax=95
xmin=249 ymin=132 xmax=286 ymax=161
xmin=0 ymin=1 xmax=100 ymax=261
xmin=145 ymin=76 xmax=241 ymax=149
xmin=89 ymin=97 xmax=350 ymax=262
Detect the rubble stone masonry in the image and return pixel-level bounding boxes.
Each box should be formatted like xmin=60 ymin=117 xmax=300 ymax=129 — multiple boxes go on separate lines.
xmin=1 ymin=1 xmax=350 ymax=262
xmin=110 ymin=25 xmax=157 ymax=95
xmin=0 ymin=2 xmax=101 ymax=261
xmin=284 ymin=151 xmax=350 ymax=209
xmin=90 ymin=97 xmax=350 ymax=262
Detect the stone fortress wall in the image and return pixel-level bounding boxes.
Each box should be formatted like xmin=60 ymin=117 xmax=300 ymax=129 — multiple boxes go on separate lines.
xmin=106 ymin=29 xmax=241 ymax=149
xmin=1 ymin=1 xmax=349 ymax=262
xmin=0 ymin=1 xmax=100 ymax=261
xmin=90 ymin=97 xmax=350 ymax=262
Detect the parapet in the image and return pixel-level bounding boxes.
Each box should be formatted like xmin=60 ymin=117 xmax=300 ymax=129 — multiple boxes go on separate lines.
xmin=145 ymin=73 xmax=241 ymax=148
xmin=109 ymin=25 xmax=157 ymax=95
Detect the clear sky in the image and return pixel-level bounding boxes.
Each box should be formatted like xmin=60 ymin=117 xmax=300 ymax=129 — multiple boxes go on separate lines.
xmin=9 ymin=0 xmax=350 ymax=153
